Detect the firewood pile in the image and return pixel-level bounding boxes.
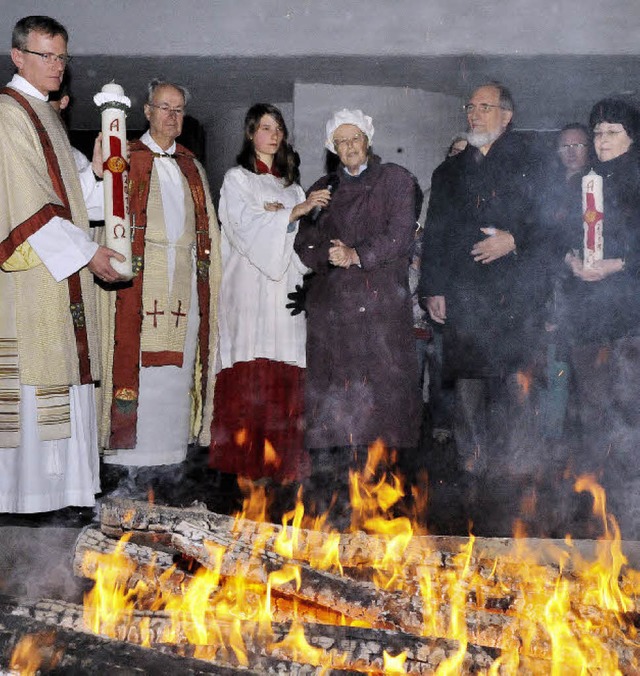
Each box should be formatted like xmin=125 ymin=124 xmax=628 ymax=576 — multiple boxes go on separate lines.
xmin=2 ymin=489 xmax=640 ymax=674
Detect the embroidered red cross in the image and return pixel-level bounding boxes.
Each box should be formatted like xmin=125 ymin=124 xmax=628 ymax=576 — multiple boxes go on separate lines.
xmin=145 ymin=299 xmax=165 ymax=328
xmin=171 ymin=300 xmax=187 ymax=327
xmin=583 ymin=191 xmax=603 ymax=250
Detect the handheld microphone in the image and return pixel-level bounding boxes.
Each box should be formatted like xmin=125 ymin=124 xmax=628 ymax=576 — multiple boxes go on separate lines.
xmin=310 ymin=174 xmax=339 ymax=223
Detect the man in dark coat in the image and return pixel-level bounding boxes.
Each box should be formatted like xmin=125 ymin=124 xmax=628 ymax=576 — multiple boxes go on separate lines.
xmin=419 ymin=83 xmax=545 ymax=536
xmin=295 ymin=109 xmax=422 ymax=526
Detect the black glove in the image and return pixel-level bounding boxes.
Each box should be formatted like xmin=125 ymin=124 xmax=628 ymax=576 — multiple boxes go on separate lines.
xmin=286 ymin=285 xmax=306 ymax=316
xmin=286 ymin=272 xmax=315 ymax=317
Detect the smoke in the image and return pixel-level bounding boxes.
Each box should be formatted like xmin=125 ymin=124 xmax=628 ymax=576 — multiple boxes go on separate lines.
xmin=0 ymin=525 xmax=89 ymax=603
xmin=100 ymin=447 xmax=243 ymax=513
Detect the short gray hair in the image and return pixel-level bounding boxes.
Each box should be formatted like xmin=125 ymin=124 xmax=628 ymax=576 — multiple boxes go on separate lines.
xmin=12 ymin=15 xmax=68 ymax=50
xmin=476 ymin=81 xmax=515 ymax=113
xmin=146 ymin=79 xmax=190 ymax=107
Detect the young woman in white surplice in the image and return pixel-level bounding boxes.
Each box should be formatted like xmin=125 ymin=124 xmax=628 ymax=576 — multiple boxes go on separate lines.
xmin=210 ymin=103 xmax=330 ymax=482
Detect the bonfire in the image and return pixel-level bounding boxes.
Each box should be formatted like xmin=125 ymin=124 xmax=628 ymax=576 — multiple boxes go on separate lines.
xmin=4 ymin=441 xmax=640 ymax=674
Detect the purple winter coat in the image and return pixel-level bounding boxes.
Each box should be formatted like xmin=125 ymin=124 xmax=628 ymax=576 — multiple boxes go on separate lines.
xmin=294 ymin=157 xmax=422 ymax=450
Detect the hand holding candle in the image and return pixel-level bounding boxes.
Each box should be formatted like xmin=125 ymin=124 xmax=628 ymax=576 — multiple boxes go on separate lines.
xmin=94 ymin=82 xmax=133 ymax=280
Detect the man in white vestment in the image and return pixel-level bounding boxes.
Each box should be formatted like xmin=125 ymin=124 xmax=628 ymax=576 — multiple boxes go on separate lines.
xmin=0 ymin=15 xmax=124 ymax=513
xmin=100 ymin=79 xmax=220 ymax=477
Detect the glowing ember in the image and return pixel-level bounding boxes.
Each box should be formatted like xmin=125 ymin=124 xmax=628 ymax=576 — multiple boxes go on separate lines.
xmin=9 ymin=631 xmax=63 ymax=675
xmin=515 ymin=368 xmax=533 ymax=401
xmin=383 ymin=649 xmax=408 ymax=673
xmin=263 ymin=438 xmax=281 ymax=469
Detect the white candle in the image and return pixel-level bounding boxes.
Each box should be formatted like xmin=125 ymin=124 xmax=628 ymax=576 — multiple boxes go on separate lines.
xmin=582 ymin=169 xmax=604 ymax=269
xmin=94 ymin=83 xmax=133 ymax=279
xmin=101 ymin=83 xmax=124 ymax=96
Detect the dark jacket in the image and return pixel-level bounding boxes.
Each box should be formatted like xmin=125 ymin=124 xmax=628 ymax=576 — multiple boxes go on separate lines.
xmin=419 ymin=131 xmax=544 ymax=378
xmin=559 ymin=150 xmax=640 ymax=344
xmin=294 ymin=157 xmax=422 ymax=449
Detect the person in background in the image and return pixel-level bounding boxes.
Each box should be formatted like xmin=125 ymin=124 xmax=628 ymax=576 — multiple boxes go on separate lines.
xmin=100 ymin=80 xmax=221 ymax=492
xmin=447 ymin=134 xmax=468 ymax=157
xmin=0 ymin=15 xmax=124 ymax=513
xmin=210 ymin=103 xmax=329 ymax=485
xmin=537 ymin=123 xmax=591 ymax=442
xmin=423 ymin=134 xmax=470 ymax=444
xmin=557 ymin=123 xmax=591 ymax=181
xmin=295 ymin=108 xmax=422 ymax=527
xmin=561 ymin=98 xmax=640 ymax=540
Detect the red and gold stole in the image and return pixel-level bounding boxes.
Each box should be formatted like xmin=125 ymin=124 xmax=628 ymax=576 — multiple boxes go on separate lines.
xmin=0 ymin=87 xmax=92 ymax=385
xmin=108 ymin=140 xmax=212 ymax=449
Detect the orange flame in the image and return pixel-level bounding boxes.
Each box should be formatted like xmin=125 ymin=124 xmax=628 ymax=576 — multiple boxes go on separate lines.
xmin=81 ymin=450 xmax=640 ymax=673
xmin=264 ymin=438 xmax=281 ymax=469
xmin=9 ymin=632 xmax=62 ymax=675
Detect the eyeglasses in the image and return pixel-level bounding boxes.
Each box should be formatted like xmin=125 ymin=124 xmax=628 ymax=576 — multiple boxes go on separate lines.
xmin=333 ymin=133 xmax=366 ymax=148
xmin=21 ymin=48 xmax=72 ymax=65
xmin=147 ymin=103 xmax=185 ymax=116
xmin=558 ymin=143 xmax=587 ymax=152
xmin=593 ymin=130 xmax=624 ymax=140
xmin=462 ymin=103 xmax=504 ymax=114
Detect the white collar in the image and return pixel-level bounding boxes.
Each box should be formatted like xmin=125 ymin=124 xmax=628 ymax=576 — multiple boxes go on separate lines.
xmin=141 ymin=130 xmax=176 ymax=156
xmin=8 ymin=74 xmax=48 ymax=101
xmin=343 ymin=161 xmax=368 ymax=177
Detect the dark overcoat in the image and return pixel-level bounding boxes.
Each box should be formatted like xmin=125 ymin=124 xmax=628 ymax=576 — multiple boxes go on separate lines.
xmin=419 ymin=132 xmax=545 ymax=379
xmin=558 ymin=150 xmax=640 ymax=344
xmin=294 ymin=157 xmax=422 ymax=450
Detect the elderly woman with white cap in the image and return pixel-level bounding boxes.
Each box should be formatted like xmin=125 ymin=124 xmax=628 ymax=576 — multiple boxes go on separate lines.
xmin=294 ymin=108 xmax=423 ymax=524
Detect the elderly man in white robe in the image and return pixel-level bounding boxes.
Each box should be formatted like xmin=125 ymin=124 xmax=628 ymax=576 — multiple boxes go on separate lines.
xmin=99 ymin=79 xmax=220 ymax=490
xmin=0 ymin=15 xmax=124 ymax=513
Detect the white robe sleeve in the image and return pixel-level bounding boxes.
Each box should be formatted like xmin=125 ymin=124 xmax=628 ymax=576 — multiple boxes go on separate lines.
xmin=72 ymin=147 xmax=104 ymax=221
xmin=219 ymin=168 xmax=303 ymax=281
xmin=28 ymin=216 xmax=98 ymax=282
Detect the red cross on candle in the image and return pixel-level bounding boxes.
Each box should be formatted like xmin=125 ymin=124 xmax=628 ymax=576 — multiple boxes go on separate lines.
xmin=145 ymin=299 xmax=164 ymax=328
xmin=583 ymin=191 xmax=604 ymax=250
xmin=171 ymin=300 xmax=187 ymax=327
xmin=104 ymin=135 xmax=128 ymax=218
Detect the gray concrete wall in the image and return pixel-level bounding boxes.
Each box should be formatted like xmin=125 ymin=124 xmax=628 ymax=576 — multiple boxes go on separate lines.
xmin=1 ymin=0 xmax=638 ymax=56
xmin=293 ymin=83 xmax=462 ymax=191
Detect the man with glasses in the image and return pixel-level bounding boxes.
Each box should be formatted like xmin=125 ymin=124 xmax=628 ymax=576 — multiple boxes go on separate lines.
xmin=557 ymin=123 xmax=590 ymax=182
xmin=419 ymin=82 xmax=544 ymax=536
xmin=0 ymin=15 xmax=125 ymax=513
xmin=100 ymin=80 xmax=220 ymax=493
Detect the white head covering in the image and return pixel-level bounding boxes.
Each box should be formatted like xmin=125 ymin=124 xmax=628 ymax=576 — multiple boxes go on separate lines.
xmin=324 ymin=108 xmax=375 ymax=152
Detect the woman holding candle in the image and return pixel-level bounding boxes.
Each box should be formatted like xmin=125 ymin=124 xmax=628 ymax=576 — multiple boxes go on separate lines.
xmin=209 ymin=103 xmax=330 ymax=484
xmin=560 ymin=98 xmax=640 ymax=538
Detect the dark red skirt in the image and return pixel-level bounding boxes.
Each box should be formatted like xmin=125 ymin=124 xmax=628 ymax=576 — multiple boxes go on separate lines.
xmin=209 ymin=359 xmax=309 ymax=482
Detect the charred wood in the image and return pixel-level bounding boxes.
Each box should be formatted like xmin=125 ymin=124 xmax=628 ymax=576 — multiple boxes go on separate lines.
xmin=0 ymin=596 xmax=520 ymax=675
xmin=0 ymin=597 xmax=249 ymax=675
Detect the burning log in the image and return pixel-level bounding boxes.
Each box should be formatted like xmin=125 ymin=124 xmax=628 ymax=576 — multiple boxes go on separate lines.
xmin=0 ymin=596 xmax=537 ymax=675
xmin=88 ymin=499 xmax=640 ymax=668
xmin=96 ymin=499 xmax=640 ymax=623
xmin=95 ymin=499 xmax=426 ymax=632
xmin=71 ymin=528 xmax=519 ymax=655
xmin=74 ymin=525 xmax=193 ymax=596
xmin=0 ymin=596 xmax=249 ymax=675
xmin=98 ymin=496 xmax=444 ymax=568
xmin=171 ymin=518 xmax=425 ymax=632
xmin=98 ymin=497 xmax=634 ymax=580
